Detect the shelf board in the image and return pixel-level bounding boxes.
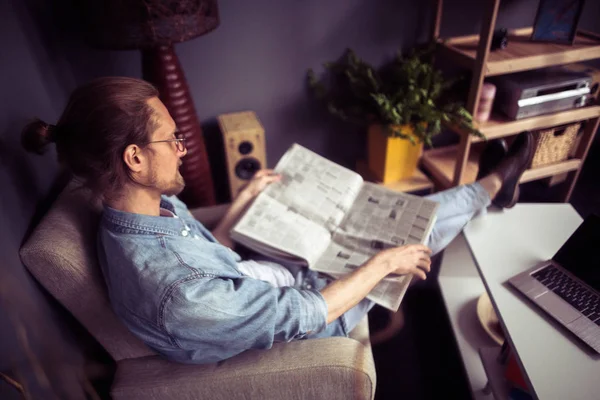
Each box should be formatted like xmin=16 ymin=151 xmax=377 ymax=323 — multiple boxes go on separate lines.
xmin=522 ymin=159 xmax=581 ymax=182
xmin=356 ymin=160 xmax=434 ymax=193
xmin=439 ymin=28 xmax=600 ymax=77
xmin=454 ymin=106 xmax=600 ymax=142
xmin=421 ymin=145 xmax=581 ymax=188
xmin=421 ymin=145 xmax=481 ymax=188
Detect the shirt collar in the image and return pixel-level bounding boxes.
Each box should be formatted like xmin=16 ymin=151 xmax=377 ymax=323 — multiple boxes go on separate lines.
xmin=102 ymin=197 xmax=187 ymax=236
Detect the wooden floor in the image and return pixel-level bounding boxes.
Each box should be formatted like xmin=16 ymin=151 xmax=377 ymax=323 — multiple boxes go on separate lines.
xmin=369 ymin=263 xmax=473 ymax=400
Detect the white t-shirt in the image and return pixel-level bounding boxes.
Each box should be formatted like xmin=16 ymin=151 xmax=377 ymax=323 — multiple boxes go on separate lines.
xmin=236 ymin=259 xmax=296 ymax=287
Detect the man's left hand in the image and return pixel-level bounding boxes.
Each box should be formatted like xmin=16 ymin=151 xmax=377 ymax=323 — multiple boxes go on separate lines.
xmin=211 ymin=169 xmax=281 ymax=249
xmin=237 ymin=169 xmax=282 ymax=200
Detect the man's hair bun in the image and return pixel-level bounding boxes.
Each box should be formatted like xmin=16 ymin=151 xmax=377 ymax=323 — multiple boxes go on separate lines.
xmin=21 ymin=119 xmax=56 ymax=155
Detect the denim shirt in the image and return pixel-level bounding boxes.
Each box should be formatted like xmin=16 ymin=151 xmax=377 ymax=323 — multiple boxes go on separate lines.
xmin=97 ymin=195 xmax=329 ymax=364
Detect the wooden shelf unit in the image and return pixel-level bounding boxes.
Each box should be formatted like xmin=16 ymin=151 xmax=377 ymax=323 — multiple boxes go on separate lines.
xmin=438 ymin=27 xmax=600 ymax=77
xmin=453 ymin=105 xmax=600 ymax=142
xmin=426 ymin=0 xmax=600 ymax=202
xmin=422 ymin=145 xmax=582 ymax=189
xmin=356 ymin=160 xmax=434 ymax=194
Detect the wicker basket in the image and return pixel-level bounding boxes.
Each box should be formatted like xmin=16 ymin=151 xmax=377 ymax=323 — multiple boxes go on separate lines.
xmin=530 ymin=123 xmax=581 ymax=168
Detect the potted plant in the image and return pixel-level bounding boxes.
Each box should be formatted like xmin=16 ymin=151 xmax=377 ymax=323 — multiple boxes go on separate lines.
xmin=307 ymin=45 xmax=484 ymax=183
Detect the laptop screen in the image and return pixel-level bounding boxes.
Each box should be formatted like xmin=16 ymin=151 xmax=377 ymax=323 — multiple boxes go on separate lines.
xmin=553 ymin=214 xmax=600 ymax=292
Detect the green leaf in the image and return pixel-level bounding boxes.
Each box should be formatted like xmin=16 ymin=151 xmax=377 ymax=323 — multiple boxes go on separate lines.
xmin=305 ymin=46 xmax=486 ymax=142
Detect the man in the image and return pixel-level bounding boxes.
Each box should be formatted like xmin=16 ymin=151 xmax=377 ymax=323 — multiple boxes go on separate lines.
xmin=22 ymin=77 xmax=533 ymax=364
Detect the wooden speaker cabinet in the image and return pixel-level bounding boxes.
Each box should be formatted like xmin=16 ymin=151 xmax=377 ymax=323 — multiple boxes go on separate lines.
xmin=217 ymin=111 xmax=267 ymax=200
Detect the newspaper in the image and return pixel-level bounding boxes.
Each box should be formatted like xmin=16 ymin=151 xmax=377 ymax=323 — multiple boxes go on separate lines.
xmin=231 ymin=144 xmax=439 ymax=311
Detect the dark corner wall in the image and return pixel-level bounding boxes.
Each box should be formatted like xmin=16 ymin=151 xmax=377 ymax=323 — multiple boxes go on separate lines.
xmin=1 ymin=0 xmax=599 ymax=395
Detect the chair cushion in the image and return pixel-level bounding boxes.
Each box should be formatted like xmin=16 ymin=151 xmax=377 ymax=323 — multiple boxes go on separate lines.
xmin=111 ymin=317 xmax=375 ymax=400
xmin=20 ymin=183 xmax=154 ymax=361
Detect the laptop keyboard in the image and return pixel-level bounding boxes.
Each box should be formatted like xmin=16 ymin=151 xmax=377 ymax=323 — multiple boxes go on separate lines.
xmin=532 ymin=265 xmax=600 ymax=325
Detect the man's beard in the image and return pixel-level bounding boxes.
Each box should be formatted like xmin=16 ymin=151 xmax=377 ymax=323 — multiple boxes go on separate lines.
xmin=163 ymin=171 xmax=185 ymax=196
xmin=149 ymin=168 xmax=185 ymax=196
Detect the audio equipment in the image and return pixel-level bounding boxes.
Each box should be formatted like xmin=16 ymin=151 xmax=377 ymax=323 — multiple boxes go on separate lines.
xmin=562 ymin=63 xmax=600 ymax=104
xmin=493 ymin=67 xmax=592 ymax=120
xmin=217 ymin=111 xmax=267 ymax=200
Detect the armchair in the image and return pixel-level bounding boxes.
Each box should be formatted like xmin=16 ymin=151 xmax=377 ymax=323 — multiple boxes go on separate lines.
xmin=19 ymin=182 xmax=376 ymax=399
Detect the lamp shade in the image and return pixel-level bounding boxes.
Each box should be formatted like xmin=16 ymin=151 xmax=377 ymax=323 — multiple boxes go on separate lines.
xmin=84 ymin=0 xmax=219 ymax=49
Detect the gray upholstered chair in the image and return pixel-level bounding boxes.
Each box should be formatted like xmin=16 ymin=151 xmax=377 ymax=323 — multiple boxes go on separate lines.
xmin=20 ymin=182 xmax=376 ymax=400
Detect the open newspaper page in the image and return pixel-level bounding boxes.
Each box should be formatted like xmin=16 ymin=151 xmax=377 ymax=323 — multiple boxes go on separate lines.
xmin=231 ymin=144 xmax=364 ymax=265
xmin=313 ymin=182 xmax=439 ymax=311
xmin=231 ymin=194 xmax=331 ymax=267
xmin=261 ymin=144 xmax=363 ymax=232
xmin=231 ymin=144 xmax=439 ymax=311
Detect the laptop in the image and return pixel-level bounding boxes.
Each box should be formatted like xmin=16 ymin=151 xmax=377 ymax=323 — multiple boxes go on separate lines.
xmin=509 ymin=214 xmax=600 ymax=353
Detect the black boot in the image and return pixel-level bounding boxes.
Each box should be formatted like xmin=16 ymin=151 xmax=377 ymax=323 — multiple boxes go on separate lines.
xmin=476 ymin=139 xmax=508 ymax=180
xmin=491 ymin=131 xmax=535 ymax=209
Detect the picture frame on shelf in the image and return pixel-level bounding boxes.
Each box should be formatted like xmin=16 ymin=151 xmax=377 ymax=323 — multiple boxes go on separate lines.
xmin=530 ymin=0 xmax=586 ymax=44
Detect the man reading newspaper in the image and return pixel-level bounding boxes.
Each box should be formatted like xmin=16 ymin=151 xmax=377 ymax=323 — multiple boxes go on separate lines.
xmin=22 ymin=77 xmax=534 ymax=364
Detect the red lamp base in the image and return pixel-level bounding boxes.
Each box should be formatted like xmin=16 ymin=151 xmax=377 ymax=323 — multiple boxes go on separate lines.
xmin=142 ymin=45 xmax=216 ymax=207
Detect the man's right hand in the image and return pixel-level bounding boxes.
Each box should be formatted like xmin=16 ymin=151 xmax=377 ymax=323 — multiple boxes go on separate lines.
xmin=320 ymin=244 xmax=432 ymax=324
xmin=368 ymin=244 xmax=432 ymax=280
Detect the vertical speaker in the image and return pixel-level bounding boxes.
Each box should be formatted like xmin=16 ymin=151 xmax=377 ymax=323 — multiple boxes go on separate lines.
xmin=217 ymin=111 xmax=267 ymax=201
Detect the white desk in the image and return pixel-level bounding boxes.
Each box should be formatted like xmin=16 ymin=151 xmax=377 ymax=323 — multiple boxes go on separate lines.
xmin=439 ymin=233 xmax=497 ymax=399
xmin=440 ymin=204 xmax=600 ymax=400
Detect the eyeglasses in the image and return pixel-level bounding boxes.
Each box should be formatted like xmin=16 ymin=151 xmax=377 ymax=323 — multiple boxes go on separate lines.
xmin=143 ymin=134 xmax=187 ymax=152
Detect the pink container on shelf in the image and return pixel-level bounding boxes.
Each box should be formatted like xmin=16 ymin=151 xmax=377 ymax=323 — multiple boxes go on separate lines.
xmin=475 ymin=83 xmax=496 ymax=122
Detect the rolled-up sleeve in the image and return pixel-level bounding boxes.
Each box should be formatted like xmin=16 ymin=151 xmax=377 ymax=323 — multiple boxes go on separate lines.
xmin=161 ymin=275 xmax=328 ymax=363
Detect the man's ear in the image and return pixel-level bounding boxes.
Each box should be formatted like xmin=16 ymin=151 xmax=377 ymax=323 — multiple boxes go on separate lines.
xmin=123 ymin=144 xmax=145 ymax=173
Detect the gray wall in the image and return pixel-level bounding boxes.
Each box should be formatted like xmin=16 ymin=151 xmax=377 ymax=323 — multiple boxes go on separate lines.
xmin=1 ymin=0 xmax=598 ymax=394
xmin=0 ymin=1 xmax=88 ymax=397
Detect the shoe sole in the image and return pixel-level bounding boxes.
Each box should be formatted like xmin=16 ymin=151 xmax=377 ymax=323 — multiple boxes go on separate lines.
xmin=503 ymin=186 xmax=520 ymax=209
xmin=493 ymin=137 xmax=535 ymax=209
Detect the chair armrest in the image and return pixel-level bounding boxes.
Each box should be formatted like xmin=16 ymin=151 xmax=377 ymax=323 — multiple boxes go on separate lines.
xmin=189 ymin=203 xmax=231 ymax=230
xmin=111 ymin=318 xmax=375 ymax=400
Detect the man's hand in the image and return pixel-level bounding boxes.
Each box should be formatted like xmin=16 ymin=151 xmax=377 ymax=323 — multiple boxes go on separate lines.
xmin=320 ymin=244 xmax=432 ymax=324
xmin=211 ymin=169 xmax=281 ymax=249
xmin=370 ymin=244 xmax=432 ymax=280
xmin=237 ymin=169 xmax=282 ymax=200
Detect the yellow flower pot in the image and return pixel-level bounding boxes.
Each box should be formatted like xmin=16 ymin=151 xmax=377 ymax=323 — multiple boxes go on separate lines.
xmin=367 ymin=124 xmax=423 ymax=183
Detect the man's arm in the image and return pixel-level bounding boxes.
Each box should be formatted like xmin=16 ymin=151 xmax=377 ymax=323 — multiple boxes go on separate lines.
xmin=160 ymin=243 xmax=430 ymax=364
xmin=211 ymin=169 xmax=282 ymax=249
xmin=321 ymin=244 xmax=431 ymax=323
xmin=211 ymin=191 xmax=253 ymax=249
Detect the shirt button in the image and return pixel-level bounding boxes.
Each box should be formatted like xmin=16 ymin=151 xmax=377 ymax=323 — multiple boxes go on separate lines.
xmin=306 ymin=284 xmax=312 ymax=289
xmin=181 ymin=230 xmax=189 ymax=237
